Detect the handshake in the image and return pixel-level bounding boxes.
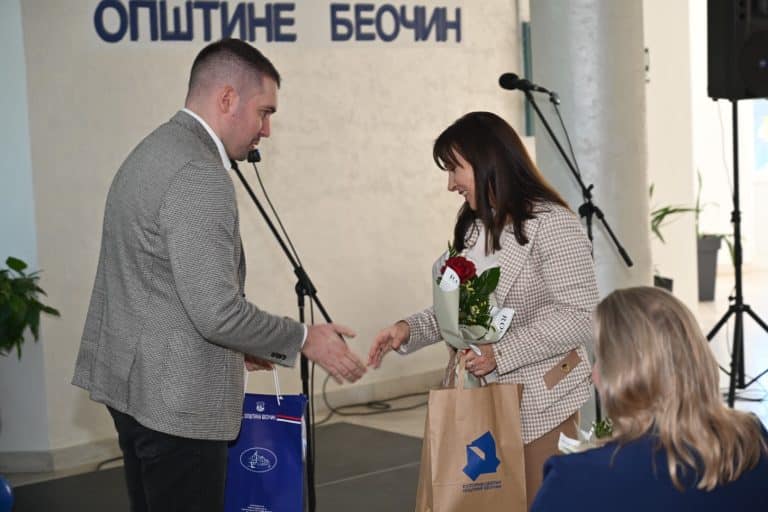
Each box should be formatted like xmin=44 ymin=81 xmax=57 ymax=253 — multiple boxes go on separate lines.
xmin=245 ymin=321 xmax=412 ymax=385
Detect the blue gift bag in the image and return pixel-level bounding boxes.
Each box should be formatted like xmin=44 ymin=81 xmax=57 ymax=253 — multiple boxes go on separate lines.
xmin=224 ymin=390 xmax=307 ymax=512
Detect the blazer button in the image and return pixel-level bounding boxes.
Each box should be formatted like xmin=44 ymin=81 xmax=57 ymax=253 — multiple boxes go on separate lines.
xmin=560 ymin=362 xmax=570 ymax=373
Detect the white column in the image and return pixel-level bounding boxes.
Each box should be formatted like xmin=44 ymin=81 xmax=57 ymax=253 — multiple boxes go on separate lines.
xmin=530 ymin=0 xmax=653 ymax=297
xmin=0 ymin=0 xmax=51 ymax=464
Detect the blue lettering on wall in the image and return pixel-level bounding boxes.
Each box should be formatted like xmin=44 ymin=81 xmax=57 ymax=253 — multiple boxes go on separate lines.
xmin=160 ymin=1 xmax=194 ymax=41
xmin=195 ymin=1 xmax=219 ymax=41
xmin=329 ymin=3 xmax=353 ymax=41
xmin=94 ymin=1 xmax=298 ymax=43
xmin=329 ymin=3 xmax=461 ymax=43
xmin=93 ymin=1 xmax=461 ymax=44
xmin=220 ymin=2 xmax=247 ymax=40
xmin=130 ymin=0 xmax=159 ymax=41
xmin=94 ymin=0 xmax=129 ymax=43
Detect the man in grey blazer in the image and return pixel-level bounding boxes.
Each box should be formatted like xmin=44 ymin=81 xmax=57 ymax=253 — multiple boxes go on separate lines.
xmin=72 ymin=39 xmax=366 ymax=511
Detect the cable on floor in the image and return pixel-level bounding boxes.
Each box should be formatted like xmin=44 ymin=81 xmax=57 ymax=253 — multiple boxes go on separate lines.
xmin=315 ymin=373 xmax=428 ymax=427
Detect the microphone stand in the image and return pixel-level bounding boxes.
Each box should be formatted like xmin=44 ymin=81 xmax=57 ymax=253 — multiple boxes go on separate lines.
xmin=523 ymin=90 xmax=634 ymax=268
xmin=522 ymin=90 xmax=634 ymax=421
xmin=231 ymin=157 xmax=325 ymax=512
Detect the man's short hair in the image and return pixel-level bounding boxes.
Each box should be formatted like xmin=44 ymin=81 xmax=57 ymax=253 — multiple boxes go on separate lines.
xmin=187 ymin=39 xmax=281 ymax=97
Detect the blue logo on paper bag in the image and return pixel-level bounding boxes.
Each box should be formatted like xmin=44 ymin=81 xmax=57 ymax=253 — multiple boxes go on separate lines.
xmin=240 ymin=447 xmax=278 ymax=473
xmin=463 ymin=431 xmax=500 ymax=481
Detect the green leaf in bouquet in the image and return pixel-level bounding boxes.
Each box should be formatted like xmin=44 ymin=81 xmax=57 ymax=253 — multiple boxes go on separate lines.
xmin=473 ymin=267 xmax=500 ymax=297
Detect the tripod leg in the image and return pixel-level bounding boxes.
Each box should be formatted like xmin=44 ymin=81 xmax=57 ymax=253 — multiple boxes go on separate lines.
xmin=737 ymin=309 xmax=746 ymax=388
xmin=727 ymin=315 xmax=739 ymax=407
xmin=745 ymin=306 xmax=768 ymax=333
xmin=742 ymin=307 xmax=768 ymax=388
xmin=706 ymin=307 xmax=735 ymax=341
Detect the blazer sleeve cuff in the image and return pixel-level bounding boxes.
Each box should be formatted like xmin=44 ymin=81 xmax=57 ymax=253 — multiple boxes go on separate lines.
xmin=400 ymin=308 xmax=441 ymax=354
xmin=265 ymin=319 xmax=305 ymax=367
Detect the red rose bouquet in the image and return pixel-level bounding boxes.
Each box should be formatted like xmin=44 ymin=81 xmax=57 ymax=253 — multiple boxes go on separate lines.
xmin=440 ymin=256 xmax=477 ymax=284
xmin=434 ymin=244 xmax=510 ymax=345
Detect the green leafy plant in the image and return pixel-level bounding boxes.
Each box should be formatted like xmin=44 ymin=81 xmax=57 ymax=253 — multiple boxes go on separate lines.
xmin=649 ymin=174 xmax=734 ymax=261
xmin=649 ymin=183 xmax=699 ymax=243
xmin=0 ymin=256 xmax=60 ymax=358
xmin=592 ymin=418 xmax=613 ymax=439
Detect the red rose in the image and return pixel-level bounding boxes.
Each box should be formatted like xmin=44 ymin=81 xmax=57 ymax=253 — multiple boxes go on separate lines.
xmin=441 ymin=256 xmax=477 ymax=283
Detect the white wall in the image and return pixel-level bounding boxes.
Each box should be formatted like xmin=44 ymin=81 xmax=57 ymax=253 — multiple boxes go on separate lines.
xmin=0 ymin=0 xmax=51 ymax=455
xmin=3 ymin=0 xmax=524 ymax=458
xmin=644 ymin=0 xmax=698 ymax=307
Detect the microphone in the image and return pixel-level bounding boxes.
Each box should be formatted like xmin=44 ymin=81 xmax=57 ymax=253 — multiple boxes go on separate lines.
xmin=230 ymin=149 xmax=261 ymax=171
xmin=498 ymin=73 xmax=554 ymax=95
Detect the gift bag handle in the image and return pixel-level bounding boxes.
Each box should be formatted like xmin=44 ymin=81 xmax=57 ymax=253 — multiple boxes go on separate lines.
xmin=244 ymin=367 xmax=284 ymax=406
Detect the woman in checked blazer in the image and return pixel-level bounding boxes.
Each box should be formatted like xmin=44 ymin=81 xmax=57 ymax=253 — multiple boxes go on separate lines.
xmin=368 ymin=111 xmax=599 ymax=507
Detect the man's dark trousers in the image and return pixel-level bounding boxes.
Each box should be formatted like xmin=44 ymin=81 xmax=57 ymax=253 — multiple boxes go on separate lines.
xmin=108 ymin=407 xmax=229 ymax=512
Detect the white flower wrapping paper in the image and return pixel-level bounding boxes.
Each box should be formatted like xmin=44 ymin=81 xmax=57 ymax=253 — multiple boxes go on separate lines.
xmin=432 ymin=250 xmax=515 ymax=351
xmin=432 ymin=250 xmax=516 ymax=388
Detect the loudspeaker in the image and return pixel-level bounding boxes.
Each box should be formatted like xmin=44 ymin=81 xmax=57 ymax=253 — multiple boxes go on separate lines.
xmin=708 ymin=0 xmax=768 ymax=100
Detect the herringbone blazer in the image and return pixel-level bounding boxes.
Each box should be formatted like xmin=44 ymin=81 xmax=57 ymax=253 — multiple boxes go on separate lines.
xmin=403 ymin=203 xmax=599 ymax=443
xmin=72 ymin=111 xmax=304 ymax=440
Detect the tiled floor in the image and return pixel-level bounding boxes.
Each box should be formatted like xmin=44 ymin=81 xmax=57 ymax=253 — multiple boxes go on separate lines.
xmin=5 ymin=266 xmax=768 ymax=489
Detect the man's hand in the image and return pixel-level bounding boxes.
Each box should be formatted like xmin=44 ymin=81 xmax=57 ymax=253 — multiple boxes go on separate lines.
xmin=245 ymin=355 xmax=274 ymax=371
xmin=367 ymin=321 xmax=410 ymax=369
xmin=301 ymin=323 xmax=366 ymax=384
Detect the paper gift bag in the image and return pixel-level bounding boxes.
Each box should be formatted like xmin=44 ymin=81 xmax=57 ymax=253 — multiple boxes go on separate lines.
xmin=415 ymin=370 xmax=525 ymax=512
xmin=224 ymin=392 xmax=307 ymax=512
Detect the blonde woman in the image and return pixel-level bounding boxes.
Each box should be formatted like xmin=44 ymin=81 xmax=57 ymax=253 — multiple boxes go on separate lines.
xmin=531 ymin=286 xmax=768 ymax=511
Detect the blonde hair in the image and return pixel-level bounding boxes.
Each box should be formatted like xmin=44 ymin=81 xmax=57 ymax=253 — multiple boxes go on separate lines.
xmin=595 ymin=286 xmax=766 ymax=490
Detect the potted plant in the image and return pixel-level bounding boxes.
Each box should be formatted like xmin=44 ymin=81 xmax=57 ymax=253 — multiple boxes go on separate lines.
xmin=694 ymin=173 xmax=733 ymax=301
xmin=649 ymin=174 xmax=732 ymax=301
xmin=0 ymin=256 xmax=60 ymax=358
xmin=649 ymin=183 xmax=699 ymax=292
xmin=0 ymin=256 xmax=59 ymax=507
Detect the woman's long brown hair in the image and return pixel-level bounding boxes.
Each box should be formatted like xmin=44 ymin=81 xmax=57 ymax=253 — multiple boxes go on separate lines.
xmin=433 ymin=111 xmax=568 ymax=253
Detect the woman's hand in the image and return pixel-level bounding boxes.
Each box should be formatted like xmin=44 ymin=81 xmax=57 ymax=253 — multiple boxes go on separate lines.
xmin=367 ymin=321 xmax=410 ymax=368
xmin=463 ymin=344 xmax=497 ymax=377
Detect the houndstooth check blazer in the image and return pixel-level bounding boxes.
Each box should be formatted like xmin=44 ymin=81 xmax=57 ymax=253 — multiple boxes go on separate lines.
xmin=402 ymin=203 xmax=599 ymax=444
xmin=72 ymin=111 xmax=304 ymax=440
